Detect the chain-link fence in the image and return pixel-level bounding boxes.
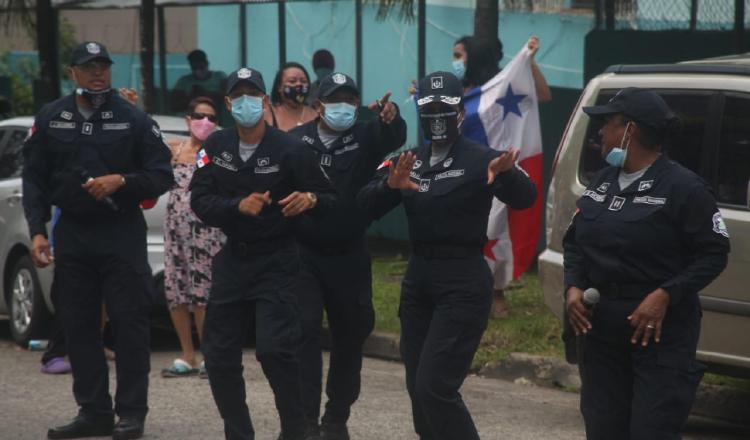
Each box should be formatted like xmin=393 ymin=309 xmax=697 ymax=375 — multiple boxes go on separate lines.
xmin=502 ymin=0 xmax=750 ymax=31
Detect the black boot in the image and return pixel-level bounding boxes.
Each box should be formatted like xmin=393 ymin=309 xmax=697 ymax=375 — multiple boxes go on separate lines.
xmin=320 ymin=421 xmax=349 ymax=440
xmin=47 ymin=414 xmax=114 ymax=439
xmin=112 ymin=417 xmax=144 ymax=440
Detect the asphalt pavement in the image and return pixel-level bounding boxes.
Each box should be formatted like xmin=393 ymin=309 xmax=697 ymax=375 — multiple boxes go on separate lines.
xmin=0 ymin=325 xmax=747 ymax=440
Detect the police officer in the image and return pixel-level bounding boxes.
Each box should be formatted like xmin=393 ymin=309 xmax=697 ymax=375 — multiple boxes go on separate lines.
xmin=357 ymin=72 xmax=536 ymax=440
xmin=190 ymin=67 xmax=337 ymax=440
xmin=563 ymin=88 xmax=730 ymax=440
xmin=23 ymin=41 xmax=174 ymax=440
xmin=288 ymin=72 xmax=406 ymax=439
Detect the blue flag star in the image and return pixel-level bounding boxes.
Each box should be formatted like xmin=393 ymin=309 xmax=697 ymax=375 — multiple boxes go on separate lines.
xmin=496 ymin=84 xmax=527 ymax=120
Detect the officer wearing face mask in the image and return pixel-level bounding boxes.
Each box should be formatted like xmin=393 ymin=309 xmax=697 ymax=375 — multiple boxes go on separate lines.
xmin=23 ymin=41 xmax=174 ymax=440
xmin=563 ymin=88 xmax=730 ymax=440
xmin=287 ymin=72 xmax=405 ymax=440
xmin=357 ymin=72 xmax=536 ymax=440
xmin=189 ymin=67 xmax=337 ymax=440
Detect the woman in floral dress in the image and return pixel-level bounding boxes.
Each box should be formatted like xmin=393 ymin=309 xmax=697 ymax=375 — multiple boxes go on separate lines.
xmin=161 ymin=97 xmax=224 ymax=378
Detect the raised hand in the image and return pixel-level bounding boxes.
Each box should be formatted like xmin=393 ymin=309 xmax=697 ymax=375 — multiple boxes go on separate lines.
xmin=487 ymin=148 xmax=520 ymax=185
xmin=369 ymin=91 xmax=397 ymax=124
xmin=387 ymin=152 xmax=419 ymax=191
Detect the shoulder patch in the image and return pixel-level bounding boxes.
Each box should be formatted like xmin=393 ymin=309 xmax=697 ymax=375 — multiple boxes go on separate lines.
xmin=712 ymin=211 xmax=729 ymax=238
xmin=196 ymin=149 xmax=210 ymax=168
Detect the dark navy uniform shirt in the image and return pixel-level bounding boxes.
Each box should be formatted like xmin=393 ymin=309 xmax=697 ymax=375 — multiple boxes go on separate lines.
xmin=288 ymin=113 xmax=406 ymax=248
xmin=357 ymin=135 xmax=537 ymax=249
xmin=189 ymin=124 xmax=336 ymax=246
xmin=563 ymin=154 xmax=730 ymax=305
xmin=22 ymin=93 xmax=174 ymax=267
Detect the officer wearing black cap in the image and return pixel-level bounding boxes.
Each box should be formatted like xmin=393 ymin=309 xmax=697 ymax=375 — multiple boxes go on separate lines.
xmin=190 ymin=67 xmax=337 ymax=440
xmin=23 ymin=41 xmax=174 ymax=440
xmin=357 ymin=71 xmax=536 ymax=440
xmin=287 ymin=72 xmax=405 ymax=439
xmin=563 ymin=87 xmax=730 ymax=440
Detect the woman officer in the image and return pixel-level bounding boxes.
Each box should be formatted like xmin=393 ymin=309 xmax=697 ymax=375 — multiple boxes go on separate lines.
xmin=357 ymin=71 xmax=536 ymax=440
xmin=564 ymin=88 xmax=730 ymax=440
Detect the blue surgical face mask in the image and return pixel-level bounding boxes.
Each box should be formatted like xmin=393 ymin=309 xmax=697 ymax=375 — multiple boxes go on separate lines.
xmin=231 ymin=95 xmax=264 ymax=128
xmin=605 ymin=121 xmax=632 ymax=168
xmin=452 ymin=59 xmax=466 ymax=80
xmin=322 ymin=102 xmax=357 ymax=132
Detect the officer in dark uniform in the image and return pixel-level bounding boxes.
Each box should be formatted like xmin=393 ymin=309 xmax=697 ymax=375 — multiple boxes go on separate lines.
xmin=190 ymin=67 xmax=337 ymax=440
xmin=22 ymin=41 xmax=174 ymax=440
xmin=287 ymin=72 xmax=406 ymax=439
xmin=563 ymin=88 xmax=730 ymax=440
xmin=357 ymin=72 xmax=536 ymax=440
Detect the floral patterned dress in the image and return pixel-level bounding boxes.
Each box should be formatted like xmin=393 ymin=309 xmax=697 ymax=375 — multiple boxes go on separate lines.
xmin=163 ymin=142 xmax=224 ymax=309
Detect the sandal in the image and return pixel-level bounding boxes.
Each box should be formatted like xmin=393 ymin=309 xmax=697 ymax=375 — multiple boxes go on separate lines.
xmin=161 ymin=358 xmax=199 ymax=378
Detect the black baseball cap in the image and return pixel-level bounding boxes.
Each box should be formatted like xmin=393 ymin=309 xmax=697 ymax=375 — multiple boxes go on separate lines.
xmin=583 ymin=87 xmax=676 ymax=130
xmin=226 ymin=67 xmax=266 ymax=95
xmin=417 ymin=71 xmax=462 ymax=107
xmin=317 ymin=72 xmax=359 ymax=99
xmin=70 ymin=41 xmax=113 ymax=67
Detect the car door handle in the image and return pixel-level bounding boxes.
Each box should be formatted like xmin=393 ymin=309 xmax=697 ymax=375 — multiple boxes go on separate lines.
xmin=6 ymin=191 xmax=22 ymax=205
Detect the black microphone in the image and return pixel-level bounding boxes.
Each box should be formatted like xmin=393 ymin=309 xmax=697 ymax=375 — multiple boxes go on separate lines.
xmin=79 ymin=169 xmax=119 ymax=212
xmin=583 ymin=287 xmax=600 ymax=310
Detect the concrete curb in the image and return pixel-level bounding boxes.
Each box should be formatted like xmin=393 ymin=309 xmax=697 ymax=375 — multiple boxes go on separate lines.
xmin=341 ymin=331 xmax=750 ymax=427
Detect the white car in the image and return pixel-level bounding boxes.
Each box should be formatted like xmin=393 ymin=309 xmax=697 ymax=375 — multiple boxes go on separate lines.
xmin=0 ymin=115 xmax=187 ymax=346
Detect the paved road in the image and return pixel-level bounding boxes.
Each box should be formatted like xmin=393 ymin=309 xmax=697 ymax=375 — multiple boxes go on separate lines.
xmin=0 ymin=327 xmax=747 ymax=440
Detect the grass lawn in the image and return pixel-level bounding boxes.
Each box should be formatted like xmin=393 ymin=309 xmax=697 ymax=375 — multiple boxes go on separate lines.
xmin=371 ymin=253 xmax=563 ymax=370
xmin=371 ymin=252 xmax=750 ymax=390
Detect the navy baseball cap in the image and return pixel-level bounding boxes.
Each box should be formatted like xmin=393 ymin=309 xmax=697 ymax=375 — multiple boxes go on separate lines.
xmin=417 ymin=71 xmax=463 ymax=107
xmin=226 ymin=67 xmax=266 ymax=95
xmin=317 ymin=72 xmax=359 ymax=98
xmin=70 ymin=41 xmax=113 ymax=66
xmin=583 ymin=88 xmax=676 ymax=130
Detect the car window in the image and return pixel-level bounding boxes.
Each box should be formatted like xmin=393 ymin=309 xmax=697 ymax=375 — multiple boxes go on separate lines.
xmin=0 ymin=128 xmax=27 ymax=179
xmin=578 ymin=89 xmax=713 ymax=185
xmin=716 ymin=94 xmax=750 ymax=208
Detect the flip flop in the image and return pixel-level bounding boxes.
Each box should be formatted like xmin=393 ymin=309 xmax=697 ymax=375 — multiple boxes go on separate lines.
xmin=161 ymin=358 xmax=199 ymax=378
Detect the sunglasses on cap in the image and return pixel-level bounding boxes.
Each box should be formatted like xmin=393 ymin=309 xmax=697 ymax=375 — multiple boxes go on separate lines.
xmin=189 ymin=112 xmax=218 ymax=123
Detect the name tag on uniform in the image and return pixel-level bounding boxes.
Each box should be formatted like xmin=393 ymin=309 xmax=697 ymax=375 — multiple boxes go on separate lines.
xmin=434 ymin=169 xmax=465 ymax=180
xmin=102 ymin=122 xmax=130 ymax=130
xmin=583 ymin=190 xmax=606 ymax=203
xmin=609 ymin=196 xmax=626 ymax=211
xmin=49 ymin=121 xmax=76 ymax=129
xmin=254 ymin=165 xmax=280 ymax=174
xmin=334 ymin=143 xmax=360 ymax=155
xmin=213 ymin=157 xmax=238 ymax=172
xmin=633 ymin=196 xmax=666 ymax=205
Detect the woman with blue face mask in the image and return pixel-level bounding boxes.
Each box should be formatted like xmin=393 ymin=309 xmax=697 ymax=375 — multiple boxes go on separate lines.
xmin=564 ymin=88 xmax=729 ymax=440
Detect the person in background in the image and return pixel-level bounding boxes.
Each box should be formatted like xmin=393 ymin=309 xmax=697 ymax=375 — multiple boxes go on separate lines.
xmin=171 ymin=50 xmax=227 ymax=118
xmin=307 ymin=49 xmax=335 ymax=103
xmin=266 ymin=62 xmax=317 ymax=131
xmin=161 ymin=96 xmax=224 ymax=379
xmin=461 ymin=35 xmax=551 ymax=318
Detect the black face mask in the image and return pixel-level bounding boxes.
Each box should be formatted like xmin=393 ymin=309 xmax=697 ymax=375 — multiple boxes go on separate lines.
xmin=76 ymin=87 xmax=112 ymax=109
xmin=420 ymin=109 xmax=460 ymax=143
xmin=283 ymin=85 xmax=309 ymax=104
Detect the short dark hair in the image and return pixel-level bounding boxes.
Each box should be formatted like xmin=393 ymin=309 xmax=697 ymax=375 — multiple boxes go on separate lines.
xmin=271 ymin=62 xmax=311 ymax=105
xmin=312 ymin=49 xmax=335 ymax=70
xmin=463 ymin=37 xmax=503 ymax=89
xmin=187 ymin=96 xmax=217 ymax=115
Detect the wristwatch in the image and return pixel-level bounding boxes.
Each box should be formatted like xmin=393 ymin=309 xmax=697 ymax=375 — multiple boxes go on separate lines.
xmin=306 ymin=192 xmax=318 ymax=207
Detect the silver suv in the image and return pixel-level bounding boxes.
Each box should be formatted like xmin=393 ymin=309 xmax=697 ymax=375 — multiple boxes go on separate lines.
xmin=0 ymin=115 xmax=187 ymax=346
xmin=540 ymin=56 xmax=750 ymax=377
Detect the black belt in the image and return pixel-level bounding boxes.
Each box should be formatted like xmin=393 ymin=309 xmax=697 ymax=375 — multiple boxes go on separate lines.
xmin=412 ymin=243 xmax=482 ymax=259
xmin=228 ymin=237 xmax=294 ymax=258
xmin=596 ymin=282 xmax=659 ymax=300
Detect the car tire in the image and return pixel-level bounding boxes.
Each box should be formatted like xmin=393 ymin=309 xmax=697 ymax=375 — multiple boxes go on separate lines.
xmin=8 ymin=255 xmax=50 ymax=347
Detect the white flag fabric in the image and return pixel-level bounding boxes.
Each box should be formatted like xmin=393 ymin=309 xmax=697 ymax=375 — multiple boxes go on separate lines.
xmin=462 ymin=45 xmax=543 ymax=288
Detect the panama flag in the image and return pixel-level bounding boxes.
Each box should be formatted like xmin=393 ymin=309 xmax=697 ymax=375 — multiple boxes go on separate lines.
xmin=462 ymin=45 xmax=543 ymax=289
